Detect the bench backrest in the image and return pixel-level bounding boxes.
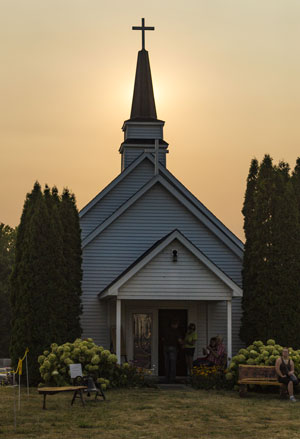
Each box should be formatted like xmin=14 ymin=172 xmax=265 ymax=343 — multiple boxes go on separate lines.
xmin=238 ymin=365 xmax=277 ymax=381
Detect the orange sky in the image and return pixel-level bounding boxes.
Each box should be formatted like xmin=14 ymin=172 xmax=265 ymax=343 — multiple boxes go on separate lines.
xmin=1 ymin=0 xmax=300 ymax=240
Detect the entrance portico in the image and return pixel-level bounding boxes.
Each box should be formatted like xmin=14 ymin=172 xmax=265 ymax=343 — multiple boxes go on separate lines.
xmin=108 ymin=299 xmax=233 ymax=373
xmin=99 ymin=230 xmax=241 ymax=371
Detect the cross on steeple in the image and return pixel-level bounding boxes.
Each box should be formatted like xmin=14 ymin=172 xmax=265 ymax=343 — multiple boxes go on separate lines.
xmin=132 ymin=18 xmax=155 ymax=50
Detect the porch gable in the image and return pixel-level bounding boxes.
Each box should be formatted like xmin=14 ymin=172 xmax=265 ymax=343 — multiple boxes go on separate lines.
xmin=100 ymin=230 xmax=242 ymax=300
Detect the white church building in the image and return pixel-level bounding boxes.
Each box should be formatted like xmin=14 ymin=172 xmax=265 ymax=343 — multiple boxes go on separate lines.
xmin=79 ymin=20 xmax=244 ymax=375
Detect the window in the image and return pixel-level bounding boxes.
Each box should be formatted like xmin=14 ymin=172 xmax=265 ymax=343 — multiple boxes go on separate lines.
xmin=133 ymin=313 xmax=152 ymax=369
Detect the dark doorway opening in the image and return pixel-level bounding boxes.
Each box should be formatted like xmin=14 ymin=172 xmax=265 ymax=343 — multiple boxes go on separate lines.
xmin=158 ymin=309 xmax=187 ymax=377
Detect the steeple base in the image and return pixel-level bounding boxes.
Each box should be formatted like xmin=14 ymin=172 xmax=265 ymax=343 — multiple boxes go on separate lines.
xmin=119 ymin=139 xmax=168 ymax=171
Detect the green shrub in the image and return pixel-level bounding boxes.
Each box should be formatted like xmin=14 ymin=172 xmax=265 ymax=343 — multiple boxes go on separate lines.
xmin=38 ymin=338 xmax=146 ymax=388
xmin=226 ymin=339 xmax=300 ymax=386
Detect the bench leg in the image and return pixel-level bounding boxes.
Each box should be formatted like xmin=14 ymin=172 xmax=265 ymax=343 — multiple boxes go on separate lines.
xmin=43 ymin=394 xmax=47 ymax=410
xmin=71 ymin=389 xmax=85 ymax=407
xmin=71 ymin=390 xmax=77 ymax=406
xmin=239 ymin=384 xmax=247 ymax=397
xmin=79 ymin=389 xmax=85 ymax=407
xmin=99 ymin=387 xmax=106 ymax=401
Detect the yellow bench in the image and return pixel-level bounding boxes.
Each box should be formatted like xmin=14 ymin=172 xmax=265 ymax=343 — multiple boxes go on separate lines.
xmin=38 ymin=386 xmax=87 ymax=409
xmin=238 ymin=365 xmax=285 ymax=397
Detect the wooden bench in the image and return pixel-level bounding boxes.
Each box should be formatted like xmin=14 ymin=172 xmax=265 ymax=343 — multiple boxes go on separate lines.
xmin=238 ymin=365 xmax=286 ymax=397
xmin=38 ymin=386 xmax=87 ymax=409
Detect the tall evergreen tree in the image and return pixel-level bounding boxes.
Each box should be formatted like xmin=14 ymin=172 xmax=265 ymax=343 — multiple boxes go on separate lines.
xmin=10 ymin=183 xmax=54 ymax=383
xmin=269 ymin=166 xmax=300 ymax=345
xmin=240 ymin=155 xmax=276 ymax=343
xmin=241 ymin=155 xmax=300 ymax=346
xmin=59 ymin=188 xmax=82 ymax=340
xmin=10 ymin=182 xmax=83 ymax=383
xmin=239 ymin=158 xmax=259 ymax=343
xmin=0 ymin=224 xmax=16 ymax=357
xmin=43 ymin=185 xmax=67 ymax=343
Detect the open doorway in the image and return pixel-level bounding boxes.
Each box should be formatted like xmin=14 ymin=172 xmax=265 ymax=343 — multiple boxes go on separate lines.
xmin=158 ymin=309 xmax=187 ymax=376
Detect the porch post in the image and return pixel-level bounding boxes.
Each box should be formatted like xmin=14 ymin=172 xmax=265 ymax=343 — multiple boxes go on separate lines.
xmin=227 ymin=299 xmax=232 ymax=362
xmin=116 ymin=298 xmax=121 ymax=364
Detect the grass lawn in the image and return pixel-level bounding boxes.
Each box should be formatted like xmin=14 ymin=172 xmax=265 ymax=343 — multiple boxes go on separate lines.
xmin=1 ymin=386 xmax=300 ymax=438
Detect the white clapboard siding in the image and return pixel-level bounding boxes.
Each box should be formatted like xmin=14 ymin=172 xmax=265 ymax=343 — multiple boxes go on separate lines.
xmin=80 ymin=159 xmax=154 ymax=240
xmin=232 ymin=297 xmax=244 ymax=353
xmin=124 ymin=149 xmax=166 ymax=169
xmin=125 ymin=125 xmax=163 ymax=139
xmin=207 ymin=299 xmax=244 ymax=356
xmin=81 ymin=183 xmax=243 ymax=352
xmin=80 ymin=298 xmax=109 ymax=346
xmin=208 ymin=301 xmax=227 ymax=349
xmin=82 ymin=183 xmax=241 ymax=292
xmin=119 ymin=240 xmax=232 ymax=300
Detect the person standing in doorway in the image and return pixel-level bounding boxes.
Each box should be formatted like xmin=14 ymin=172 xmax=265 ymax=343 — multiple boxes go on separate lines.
xmin=162 ymin=319 xmax=183 ymax=383
xmin=183 ymin=323 xmax=197 ymax=376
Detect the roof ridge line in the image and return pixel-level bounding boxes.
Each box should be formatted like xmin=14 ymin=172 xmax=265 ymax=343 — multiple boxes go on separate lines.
xmin=79 ymin=152 xmax=152 ymax=218
xmin=82 ymin=172 xmax=242 ymax=260
xmin=82 ymin=174 xmax=160 ymax=247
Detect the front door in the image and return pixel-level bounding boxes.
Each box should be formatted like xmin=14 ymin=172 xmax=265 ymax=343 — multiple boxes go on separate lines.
xmin=158 ymin=309 xmax=187 ymax=376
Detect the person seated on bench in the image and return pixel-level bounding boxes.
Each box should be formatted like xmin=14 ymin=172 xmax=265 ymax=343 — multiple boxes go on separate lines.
xmin=275 ymin=347 xmax=299 ymax=403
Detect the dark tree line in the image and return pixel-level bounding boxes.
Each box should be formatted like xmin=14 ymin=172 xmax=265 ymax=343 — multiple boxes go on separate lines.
xmin=240 ymin=155 xmax=300 ymax=347
xmin=0 ymin=224 xmax=16 ymax=357
xmin=10 ymin=182 xmax=82 ymax=383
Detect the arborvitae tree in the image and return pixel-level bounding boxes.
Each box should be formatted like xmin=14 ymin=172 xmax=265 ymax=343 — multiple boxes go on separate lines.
xmin=10 ymin=182 xmax=83 ymax=383
xmin=246 ymin=155 xmax=279 ymax=343
xmin=241 ymin=155 xmax=300 ymax=346
xmin=43 ymin=185 xmax=67 ymax=344
xmin=269 ymin=166 xmax=300 ymax=345
xmin=239 ymin=159 xmax=259 ymax=343
xmin=0 ymin=224 xmax=16 ymax=357
xmin=59 ymin=188 xmax=82 ymax=340
xmin=240 ymin=155 xmax=276 ymax=343
xmin=10 ymin=182 xmax=54 ymax=383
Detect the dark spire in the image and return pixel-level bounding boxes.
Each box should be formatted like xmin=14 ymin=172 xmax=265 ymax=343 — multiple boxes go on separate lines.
xmin=130 ymin=49 xmax=157 ymax=120
xmin=121 ymin=19 xmax=167 ymax=171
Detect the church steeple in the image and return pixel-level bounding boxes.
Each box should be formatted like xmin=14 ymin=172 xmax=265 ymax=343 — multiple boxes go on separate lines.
xmin=120 ymin=18 xmax=169 ymax=171
xmin=130 ymin=49 xmax=157 ymax=120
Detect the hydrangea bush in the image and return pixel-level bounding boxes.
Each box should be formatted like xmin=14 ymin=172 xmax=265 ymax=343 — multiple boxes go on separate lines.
xmin=38 ymin=338 xmax=145 ymax=388
xmin=225 ymin=339 xmax=300 ymax=385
